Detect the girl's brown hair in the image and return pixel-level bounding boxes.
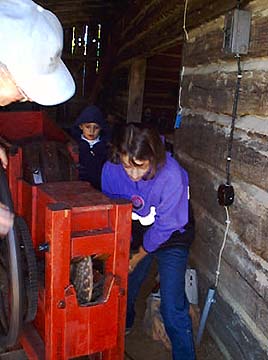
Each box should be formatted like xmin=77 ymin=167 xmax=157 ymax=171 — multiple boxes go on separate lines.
xmin=109 ymin=123 xmax=166 ymax=179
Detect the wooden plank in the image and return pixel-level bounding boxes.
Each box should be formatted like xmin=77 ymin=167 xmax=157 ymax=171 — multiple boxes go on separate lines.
xmin=127 ymin=59 xmax=147 ymax=123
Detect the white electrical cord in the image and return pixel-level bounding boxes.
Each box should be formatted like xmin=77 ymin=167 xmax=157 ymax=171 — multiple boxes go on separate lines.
xmin=215 ymin=206 xmax=231 ymax=288
xmin=183 ymin=0 xmax=189 ymax=41
xmin=174 ymin=66 xmax=184 ymax=128
xmin=177 ymin=66 xmax=185 ymax=113
xmin=175 ymin=0 xmax=188 ymax=125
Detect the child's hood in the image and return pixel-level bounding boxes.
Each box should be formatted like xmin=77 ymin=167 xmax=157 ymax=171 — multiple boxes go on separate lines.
xmin=75 ymin=105 xmax=106 ymax=128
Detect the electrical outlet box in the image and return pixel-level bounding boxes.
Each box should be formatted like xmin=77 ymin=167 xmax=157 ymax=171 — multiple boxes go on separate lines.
xmin=223 ymin=9 xmax=251 ymax=55
xmin=185 ymin=268 xmax=198 ymax=305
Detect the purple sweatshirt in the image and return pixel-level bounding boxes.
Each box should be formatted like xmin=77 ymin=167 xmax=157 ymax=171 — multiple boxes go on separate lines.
xmin=101 ymin=153 xmax=189 ymax=253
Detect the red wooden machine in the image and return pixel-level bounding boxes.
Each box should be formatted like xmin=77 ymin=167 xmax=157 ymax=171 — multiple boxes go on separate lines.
xmin=0 ymin=111 xmax=132 ymax=359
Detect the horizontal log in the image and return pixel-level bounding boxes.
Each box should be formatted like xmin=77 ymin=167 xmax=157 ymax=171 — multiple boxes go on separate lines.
xmin=144 ymin=79 xmax=178 ymax=94
xmin=38 ymin=0 xmax=128 ymax=25
xmin=143 ymin=95 xmax=177 ymax=107
xmin=143 ymin=92 xmax=177 ymax=99
xmin=118 ymin=22 xmax=183 ymax=61
xmin=230 ymin=181 xmax=268 ymax=261
xmin=117 ymin=0 xmax=251 ymax=61
xmin=140 ymin=106 xmax=175 ymax=121
xmin=175 ymin=150 xmax=268 ymax=261
xmin=195 ymin=271 xmax=268 ymax=359
xmin=174 ymin=114 xmax=268 ymax=190
xmin=192 ymin=203 xmax=268 ymax=301
xmin=183 ymin=17 xmax=225 ymax=67
xmin=158 ymin=43 xmax=182 ymax=55
xmin=120 ymin=1 xmax=184 ymax=44
xmin=148 ymin=55 xmax=182 ymax=68
xmin=146 ymin=69 xmax=180 ymax=82
xmin=191 ymin=236 xmax=268 ymax=348
xmin=181 ymin=70 xmax=268 ymax=117
xmin=249 ymin=12 xmax=268 ymax=58
xmin=184 ymin=3 xmax=268 ymax=67
xmin=142 ymin=103 xmax=176 ymax=111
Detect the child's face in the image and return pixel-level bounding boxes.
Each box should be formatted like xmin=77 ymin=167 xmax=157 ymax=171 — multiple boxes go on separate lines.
xmin=79 ymin=122 xmax=101 ymax=141
xmin=121 ymin=154 xmax=150 ymax=182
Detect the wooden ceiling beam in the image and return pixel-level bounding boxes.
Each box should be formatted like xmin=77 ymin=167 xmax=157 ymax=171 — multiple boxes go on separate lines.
xmin=38 ymin=0 xmax=128 ymax=26
xmin=116 ymin=0 xmax=251 ymax=61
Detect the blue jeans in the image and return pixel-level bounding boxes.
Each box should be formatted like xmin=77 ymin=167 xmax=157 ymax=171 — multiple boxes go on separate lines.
xmin=127 ymin=247 xmax=196 ymax=360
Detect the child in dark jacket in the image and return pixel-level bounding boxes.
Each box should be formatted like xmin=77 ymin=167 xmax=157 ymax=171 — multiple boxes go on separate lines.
xmin=72 ymin=105 xmax=108 ymax=190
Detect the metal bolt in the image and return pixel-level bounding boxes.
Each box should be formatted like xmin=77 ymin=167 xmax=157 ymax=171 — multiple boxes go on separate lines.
xmin=57 ymin=300 xmax=66 ymax=309
xmin=38 ymin=243 xmax=49 ymax=252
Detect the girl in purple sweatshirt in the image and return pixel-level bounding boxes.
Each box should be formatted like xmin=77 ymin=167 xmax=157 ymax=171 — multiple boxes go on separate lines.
xmin=102 ymin=123 xmax=195 ymax=360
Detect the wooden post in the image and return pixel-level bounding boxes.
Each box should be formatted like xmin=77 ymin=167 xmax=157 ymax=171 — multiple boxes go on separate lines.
xmin=127 ymin=59 xmax=146 ymax=123
xmin=45 ymin=203 xmax=71 ymax=360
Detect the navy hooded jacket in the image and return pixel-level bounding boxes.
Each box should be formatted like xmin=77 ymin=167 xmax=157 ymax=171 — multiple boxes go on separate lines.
xmin=72 ymin=105 xmax=108 ymax=190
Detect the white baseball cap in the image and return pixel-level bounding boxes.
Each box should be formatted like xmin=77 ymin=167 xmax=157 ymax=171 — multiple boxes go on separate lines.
xmin=0 ymin=0 xmax=75 ymax=105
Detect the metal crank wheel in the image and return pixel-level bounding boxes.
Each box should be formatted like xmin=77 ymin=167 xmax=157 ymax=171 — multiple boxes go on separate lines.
xmin=0 ymin=166 xmax=23 ymax=348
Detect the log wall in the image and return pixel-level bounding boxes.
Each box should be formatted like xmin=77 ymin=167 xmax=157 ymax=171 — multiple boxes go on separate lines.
xmin=143 ymin=44 xmax=182 ymax=132
xmin=104 ymin=0 xmax=251 ymax=125
xmin=174 ymin=0 xmax=268 ymax=358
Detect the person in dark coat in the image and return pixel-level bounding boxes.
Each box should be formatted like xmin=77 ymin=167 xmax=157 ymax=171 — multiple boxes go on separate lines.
xmin=73 ymin=105 xmax=108 ymax=190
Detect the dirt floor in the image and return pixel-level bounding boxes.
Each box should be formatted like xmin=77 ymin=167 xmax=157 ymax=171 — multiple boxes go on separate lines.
xmin=124 ymin=260 xmax=225 ymax=360
xmin=0 ymin=260 xmax=224 ymax=360
xmin=124 ymin=317 xmax=224 ymax=360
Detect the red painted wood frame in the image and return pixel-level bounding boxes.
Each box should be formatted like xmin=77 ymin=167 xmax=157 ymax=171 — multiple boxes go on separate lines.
xmin=19 ymin=182 xmax=132 ymax=360
xmin=0 ymin=111 xmax=132 ymax=359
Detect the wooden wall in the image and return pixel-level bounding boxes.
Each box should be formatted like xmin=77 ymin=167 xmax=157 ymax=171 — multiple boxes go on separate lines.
xmin=100 ymin=43 xmax=183 ymax=127
xmin=102 ymin=0 xmax=252 ymax=126
xmin=142 ymin=44 xmax=182 ymax=132
xmin=174 ymin=0 xmax=268 ymax=358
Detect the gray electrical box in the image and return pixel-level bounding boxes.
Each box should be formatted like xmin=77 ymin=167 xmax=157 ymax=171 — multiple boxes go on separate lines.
xmin=223 ymin=9 xmax=251 ymax=54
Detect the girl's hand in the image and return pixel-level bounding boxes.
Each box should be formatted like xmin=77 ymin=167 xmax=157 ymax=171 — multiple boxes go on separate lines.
xmin=129 ymin=246 xmax=147 ymax=273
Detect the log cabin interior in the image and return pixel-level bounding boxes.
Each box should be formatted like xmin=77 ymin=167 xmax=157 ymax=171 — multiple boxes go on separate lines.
xmin=1 ymin=0 xmax=268 ymax=359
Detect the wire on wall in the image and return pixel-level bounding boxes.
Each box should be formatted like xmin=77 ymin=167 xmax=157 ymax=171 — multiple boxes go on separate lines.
xmin=174 ymin=66 xmax=184 ymax=129
xmin=216 ymin=51 xmax=242 ymax=284
xmin=183 ymin=0 xmax=189 ymax=41
xmin=214 ymin=206 xmax=231 ymax=287
xmin=197 ymin=0 xmax=247 ymax=346
xmin=174 ymin=0 xmax=188 ymax=128
xmin=225 ymin=54 xmax=242 ymax=185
